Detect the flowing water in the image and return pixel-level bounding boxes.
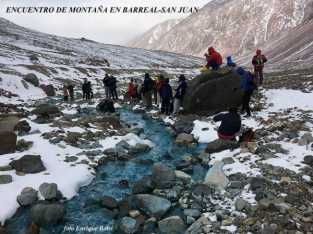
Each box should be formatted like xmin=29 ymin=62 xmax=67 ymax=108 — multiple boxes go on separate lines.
xmin=5 ymin=108 xmax=206 ymax=234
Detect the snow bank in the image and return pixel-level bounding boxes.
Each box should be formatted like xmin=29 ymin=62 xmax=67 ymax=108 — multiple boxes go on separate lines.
xmin=192 ymin=120 xmax=218 ymax=143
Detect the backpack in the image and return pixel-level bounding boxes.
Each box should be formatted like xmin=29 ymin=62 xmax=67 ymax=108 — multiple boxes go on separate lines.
xmin=239 ymin=129 xmax=254 ymax=143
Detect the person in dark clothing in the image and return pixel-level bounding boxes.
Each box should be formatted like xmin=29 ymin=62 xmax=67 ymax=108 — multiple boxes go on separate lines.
xmin=226 ymin=56 xmax=237 ymax=67
xmin=103 ymin=74 xmax=111 ymax=99
xmin=252 ymin=49 xmax=268 ymax=86
xmin=87 ymin=81 xmax=93 ymax=100
xmin=82 ymin=79 xmax=89 ymax=100
xmin=159 ymin=78 xmax=173 ymax=115
xmin=67 ymin=84 xmax=75 ymax=100
xmin=213 ymin=107 xmax=241 ymax=141
xmin=237 ymin=67 xmax=256 ymax=117
xmin=173 ymin=75 xmax=187 ymax=115
xmin=142 ymin=73 xmax=154 ymax=108
xmin=108 ymin=75 xmax=118 ymax=100
xmin=63 ymin=83 xmax=69 ymax=101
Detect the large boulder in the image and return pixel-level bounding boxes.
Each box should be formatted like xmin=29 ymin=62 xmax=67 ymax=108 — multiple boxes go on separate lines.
xmin=205 ymin=139 xmax=239 ymax=154
xmin=151 ymin=163 xmax=176 ymax=189
xmin=23 ymin=73 xmax=39 ymax=87
xmin=96 ymin=99 xmax=115 ymax=113
xmin=133 ymin=194 xmax=171 ymax=219
xmin=0 ymin=131 xmax=17 ymax=155
xmin=40 ymin=84 xmax=56 ymax=96
xmin=183 ymin=68 xmax=243 ymax=115
xmin=0 ymin=175 xmax=13 ymax=184
xmin=14 ymin=120 xmax=31 ymax=135
xmin=158 ymin=216 xmax=186 ymax=234
xmin=31 ymin=104 xmax=60 ymax=117
xmin=17 ymin=187 xmax=38 ymax=206
xmin=132 ymin=176 xmax=154 ymax=194
xmin=204 ymin=161 xmax=229 ymax=190
xmin=10 ymin=155 xmax=46 ymax=174
xmin=0 ymin=116 xmax=20 ymax=132
xmin=39 ymin=183 xmax=58 ymax=200
xmin=117 ymin=217 xmax=138 ymax=234
xmin=30 ymin=202 xmax=65 ymax=227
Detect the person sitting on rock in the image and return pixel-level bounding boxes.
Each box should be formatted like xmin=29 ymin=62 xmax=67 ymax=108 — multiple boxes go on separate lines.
xmin=82 ymin=79 xmax=89 ymax=100
xmin=237 ymin=67 xmax=256 ymax=117
xmin=127 ymin=78 xmax=137 ymax=101
xmin=173 ymin=74 xmax=187 ymax=115
xmin=252 ymin=49 xmax=267 ymax=86
xmin=213 ymin=107 xmax=241 ymax=141
xmin=159 ymin=78 xmax=173 ymax=115
xmin=226 ymin=56 xmax=237 ymax=67
xmin=205 ymin=47 xmax=223 ymax=70
xmin=63 ymin=83 xmax=69 ymax=102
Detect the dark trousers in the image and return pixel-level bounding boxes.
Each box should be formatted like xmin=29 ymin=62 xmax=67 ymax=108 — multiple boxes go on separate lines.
xmin=207 ymin=60 xmax=220 ymax=71
xmin=83 ymin=91 xmax=91 ymax=100
xmin=242 ymin=90 xmax=253 ymax=116
xmin=254 ymin=69 xmax=264 ymax=85
xmin=161 ymin=98 xmax=172 ymax=115
xmin=110 ymin=87 xmax=118 ymax=100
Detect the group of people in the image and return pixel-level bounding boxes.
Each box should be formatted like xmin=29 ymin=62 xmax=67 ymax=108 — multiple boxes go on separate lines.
xmin=103 ymin=74 xmax=118 ymax=100
xmin=127 ymin=73 xmax=187 ymax=115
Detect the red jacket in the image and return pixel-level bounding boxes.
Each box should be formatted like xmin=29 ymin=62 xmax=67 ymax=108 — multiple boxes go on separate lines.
xmin=206 ymin=47 xmax=223 ymax=65
xmin=128 ymin=83 xmax=136 ymax=97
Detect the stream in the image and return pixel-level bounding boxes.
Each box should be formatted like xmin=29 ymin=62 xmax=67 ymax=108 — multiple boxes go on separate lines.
xmin=5 ymin=108 xmax=206 ymax=234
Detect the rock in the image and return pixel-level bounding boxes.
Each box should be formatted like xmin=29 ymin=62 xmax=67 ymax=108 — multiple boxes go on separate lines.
xmin=10 ymin=155 xmax=46 ymax=174
xmin=0 ymin=131 xmax=17 ymax=155
xmin=222 ymin=157 xmax=235 ymax=165
xmin=132 ymin=176 xmax=154 ymax=194
xmin=96 ymin=99 xmax=115 ymax=113
xmin=25 ymin=222 xmax=40 ymax=234
xmin=133 ymin=194 xmax=171 ymax=218
xmin=0 ymin=175 xmax=13 ymax=184
xmin=16 ymin=139 xmax=33 ymax=152
xmin=183 ymin=209 xmax=201 ymax=218
xmin=175 ymin=133 xmax=195 ymax=146
xmin=31 ymin=104 xmax=60 ymax=117
xmin=40 ymin=84 xmax=55 ymax=96
xmin=101 ymin=195 xmax=118 ymax=210
xmin=24 ymin=73 xmax=39 ymax=87
xmin=303 ymin=155 xmax=313 ymax=167
xmin=185 ymin=216 xmax=210 ymax=234
xmin=64 ymin=156 xmax=78 ymax=163
xmin=129 ymin=210 xmax=140 ymax=218
xmin=17 ymin=187 xmax=38 ymax=206
xmin=173 ymin=120 xmax=194 ymax=134
xmin=175 ymin=170 xmax=192 ymax=184
xmin=30 ymin=202 xmax=65 ymax=227
xmin=235 ymin=198 xmax=248 ymax=211
xmin=183 ymin=69 xmax=243 ymax=114
xmin=158 ymin=216 xmax=186 ymax=234
xmin=151 ymin=163 xmax=176 ymax=189
xmin=14 ymin=120 xmax=31 ymax=135
xmin=39 ymin=183 xmax=58 ymax=200
xmin=205 ymin=139 xmax=239 ymax=154
xmin=250 ymin=177 xmax=266 ymax=192
xmin=299 ymin=132 xmax=313 ymax=146
xmin=129 ymin=143 xmax=151 ymax=154
xmin=118 ymin=217 xmax=138 ymax=234
xmin=204 ymin=161 xmax=229 ymax=190
xmin=198 ymin=152 xmax=211 ymax=166
xmin=0 ymin=165 xmax=12 ymax=171
xmin=192 ymin=183 xmax=214 ymax=196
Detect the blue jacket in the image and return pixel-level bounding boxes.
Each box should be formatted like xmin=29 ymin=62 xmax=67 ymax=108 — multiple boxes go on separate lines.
xmin=237 ymin=67 xmax=256 ymax=92
xmin=174 ymin=80 xmax=187 ymax=100
xmin=227 ymin=56 xmax=236 ymax=67
xmin=160 ymin=83 xmax=173 ymax=100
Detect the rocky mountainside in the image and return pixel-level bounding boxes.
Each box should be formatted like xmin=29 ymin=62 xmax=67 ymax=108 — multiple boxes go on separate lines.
xmin=128 ymin=0 xmax=313 ymax=68
xmin=127 ymin=18 xmax=182 ymax=50
xmin=0 ymin=17 xmax=202 ymax=103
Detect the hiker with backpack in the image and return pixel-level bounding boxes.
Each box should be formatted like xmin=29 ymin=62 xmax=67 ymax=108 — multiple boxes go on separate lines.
xmin=103 ymin=74 xmax=111 ymax=99
xmin=173 ymin=74 xmax=187 ymax=115
xmin=142 ymin=73 xmax=154 ymax=108
xmin=159 ymin=78 xmax=173 ymax=115
xmin=205 ymin=47 xmax=223 ymax=70
xmin=237 ymin=67 xmax=257 ymax=117
xmin=213 ymin=107 xmax=242 ymax=141
xmin=252 ymin=49 xmax=268 ymax=86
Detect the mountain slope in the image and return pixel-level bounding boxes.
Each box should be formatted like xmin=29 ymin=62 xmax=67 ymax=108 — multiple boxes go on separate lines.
xmin=0 ymin=17 xmax=202 ymax=103
xmin=127 ymin=18 xmax=183 ymax=50
xmin=130 ymin=0 xmax=312 ymax=59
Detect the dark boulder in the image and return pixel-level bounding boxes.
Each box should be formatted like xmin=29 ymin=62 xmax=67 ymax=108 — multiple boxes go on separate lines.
xmin=14 ymin=120 xmax=31 ymax=135
xmin=183 ymin=68 xmax=243 ymax=115
xmin=132 ymin=176 xmax=154 ymax=194
xmin=40 ymin=84 xmax=56 ymax=96
xmin=23 ymin=73 xmax=39 ymax=87
xmin=151 ymin=163 xmax=176 ymax=189
xmin=30 ymin=202 xmax=65 ymax=227
xmin=205 ymin=139 xmax=239 ymax=154
xmin=0 ymin=131 xmax=17 ymax=155
xmin=96 ymin=99 xmax=115 ymax=113
xmin=101 ymin=195 xmax=118 ymax=210
xmin=31 ymin=104 xmax=60 ymax=117
xmin=10 ymin=155 xmax=46 ymax=174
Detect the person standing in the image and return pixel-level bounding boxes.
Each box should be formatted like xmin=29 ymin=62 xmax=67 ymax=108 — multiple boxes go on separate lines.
xmin=237 ymin=67 xmax=256 ymax=117
xmin=142 ymin=73 xmax=154 ymax=108
xmin=67 ymin=83 xmax=75 ymax=100
xmin=108 ymin=75 xmax=118 ymax=100
xmin=127 ymin=78 xmax=137 ymax=101
xmin=159 ymin=78 xmax=173 ymax=115
xmin=156 ymin=75 xmax=165 ymax=107
xmin=173 ymin=75 xmax=187 ymax=115
xmin=252 ymin=49 xmax=268 ymax=86
xmin=82 ymin=79 xmax=88 ymax=100
xmin=87 ymin=81 xmax=93 ymax=100
xmin=103 ymin=74 xmax=111 ymax=99
xmin=63 ymin=83 xmax=69 ymax=102
xmin=213 ymin=107 xmax=241 ymax=141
